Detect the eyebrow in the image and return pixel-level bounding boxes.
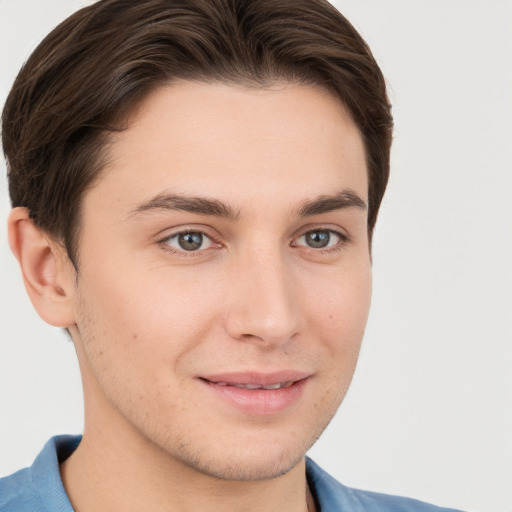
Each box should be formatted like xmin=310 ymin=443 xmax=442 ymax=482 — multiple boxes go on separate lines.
xmin=296 ymin=190 xmax=367 ymax=217
xmin=127 ymin=189 xmax=366 ymax=221
xmin=127 ymin=193 xmax=240 ymax=221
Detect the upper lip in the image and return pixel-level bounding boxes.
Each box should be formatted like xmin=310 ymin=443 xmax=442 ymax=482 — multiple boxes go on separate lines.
xmin=200 ymin=371 xmax=310 ymax=386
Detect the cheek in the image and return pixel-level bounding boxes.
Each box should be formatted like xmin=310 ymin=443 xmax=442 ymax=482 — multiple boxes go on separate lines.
xmin=74 ymin=263 xmax=223 ymax=374
xmin=303 ymin=261 xmax=372 ymax=344
xmin=301 ymin=261 xmax=371 ymax=403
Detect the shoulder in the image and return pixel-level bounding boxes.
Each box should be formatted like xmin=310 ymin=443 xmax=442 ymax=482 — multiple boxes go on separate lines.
xmin=306 ymin=458 xmax=466 ymax=512
xmin=0 ymin=467 xmax=39 ymax=511
xmin=0 ymin=435 xmax=79 ymax=512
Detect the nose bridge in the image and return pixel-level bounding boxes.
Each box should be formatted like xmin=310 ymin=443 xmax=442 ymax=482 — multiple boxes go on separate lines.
xmin=225 ymin=244 xmax=299 ymax=345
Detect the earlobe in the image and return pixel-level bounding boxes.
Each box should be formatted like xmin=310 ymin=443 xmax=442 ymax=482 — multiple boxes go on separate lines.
xmin=8 ymin=207 xmax=76 ymax=328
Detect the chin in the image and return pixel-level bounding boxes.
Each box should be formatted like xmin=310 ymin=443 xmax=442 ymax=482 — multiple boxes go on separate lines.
xmin=158 ymin=426 xmax=315 ymax=482
xmin=181 ymin=448 xmax=307 ymax=482
xmin=144 ymin=395 xmax=339 ymax=482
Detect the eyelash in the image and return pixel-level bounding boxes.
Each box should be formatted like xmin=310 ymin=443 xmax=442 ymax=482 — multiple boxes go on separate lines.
xmin=158 ymin=227 xmax=351 ymax=257
xmin=292 ymin=228 xmax=351 ymax=254
xmin=158 ymin=229 xmax=221 ymax=257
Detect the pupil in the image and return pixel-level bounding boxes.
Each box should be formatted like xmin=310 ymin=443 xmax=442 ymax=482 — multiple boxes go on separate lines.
xmin=306 ymin=230 xmax=330 ymax=248
xmin=178 ymin=232 xmax=203 ymax=251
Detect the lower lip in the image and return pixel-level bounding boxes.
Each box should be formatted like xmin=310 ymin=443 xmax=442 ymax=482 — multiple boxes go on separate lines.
xmin=200 ymin=378 xmax=308 ymax=415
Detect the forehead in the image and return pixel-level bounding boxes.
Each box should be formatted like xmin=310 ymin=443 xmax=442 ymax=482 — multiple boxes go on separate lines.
xmin=86 ymin=81 xmax=368 ymax=216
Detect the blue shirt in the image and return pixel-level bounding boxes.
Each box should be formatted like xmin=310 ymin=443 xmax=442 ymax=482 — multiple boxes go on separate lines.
xmin=0 ymin=436 xmax=465 ymax=511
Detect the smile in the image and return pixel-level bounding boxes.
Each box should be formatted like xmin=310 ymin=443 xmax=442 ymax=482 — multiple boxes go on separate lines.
xmin=199 ymin=372 xmax=310 ymax=415
xmin=209 ymin=381 xmax=295 ymax=390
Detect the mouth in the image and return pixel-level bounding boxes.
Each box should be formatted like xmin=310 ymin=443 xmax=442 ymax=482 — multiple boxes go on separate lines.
xmin=198 ymin=372 xmax=310 ymax=415
xmin=203 ymin=380 xmax=295 ymax=390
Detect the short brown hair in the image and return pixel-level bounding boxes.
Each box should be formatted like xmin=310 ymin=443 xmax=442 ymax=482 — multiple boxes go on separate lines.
xmin=2 ymin=0 xmax=392 ymax=267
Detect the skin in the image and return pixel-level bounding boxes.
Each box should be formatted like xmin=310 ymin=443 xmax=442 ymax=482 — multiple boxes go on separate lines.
xmin=9 ymin=81 xmax=371 ymax=512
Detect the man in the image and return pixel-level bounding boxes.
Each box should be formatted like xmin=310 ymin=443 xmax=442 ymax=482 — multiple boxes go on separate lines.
xmin=0 ymin=1 xmax=466 ymax=511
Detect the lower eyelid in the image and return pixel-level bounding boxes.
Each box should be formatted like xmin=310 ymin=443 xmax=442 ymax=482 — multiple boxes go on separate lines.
xmin=158 ymin=227 xmax=349 ymax=256
xmin=294 ymin=229 xmax=349 ymax=248
xmin=160 ymin=230 xmax=216 ymax=252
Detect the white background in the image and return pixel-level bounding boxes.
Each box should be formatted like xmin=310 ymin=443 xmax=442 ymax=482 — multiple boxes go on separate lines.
xmin=0 ymin=1 xmax=510 ymax=511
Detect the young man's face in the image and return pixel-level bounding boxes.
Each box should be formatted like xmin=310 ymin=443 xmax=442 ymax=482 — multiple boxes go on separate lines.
xmin=66 ymin=81 xmax=371 ymax=480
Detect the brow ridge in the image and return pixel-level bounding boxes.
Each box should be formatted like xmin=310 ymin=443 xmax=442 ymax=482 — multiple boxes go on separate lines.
xmin=128 ymin=193 xmax=240 ymax=220
xmin=297 ymin=190 xmax=367 ymax=217
xmin=128 ymin=189 xmax=365 ymax=221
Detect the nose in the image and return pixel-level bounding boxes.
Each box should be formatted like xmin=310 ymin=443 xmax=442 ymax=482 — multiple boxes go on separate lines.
xmin=224 ymin=249 xmax=300 ymax=346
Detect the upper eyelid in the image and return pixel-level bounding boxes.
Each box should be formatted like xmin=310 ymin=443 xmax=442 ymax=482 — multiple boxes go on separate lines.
xmin=156 ymin=224 xmax=351 ymax=246
xmin=292 ymin=224 xmax=351 ymax=241
xmin=292 ymin=228 xmax=349 ymax=247
xmin=290 ymin=231 xmax=351 ymax=259
xmin=156 ymin=225 xmax=220 ymax=242
xmin=158 ymin=229 xmax=221 ymax=257
xmin=297 ymin=228 xmax=346 ymax=239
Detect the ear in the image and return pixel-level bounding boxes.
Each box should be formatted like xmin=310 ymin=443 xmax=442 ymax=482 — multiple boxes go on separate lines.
xmin=8 ymin=207 xmax=76 ymax=328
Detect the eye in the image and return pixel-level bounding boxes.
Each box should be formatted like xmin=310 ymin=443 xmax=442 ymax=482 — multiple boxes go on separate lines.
xmin=294 ymin=229 xmax=345 ymax=250
xmin=163 ymin=231 xmax=214 ymax=252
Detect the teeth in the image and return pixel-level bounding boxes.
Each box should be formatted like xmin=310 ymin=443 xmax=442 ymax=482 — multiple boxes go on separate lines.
xmin=262 ymin=382 xmax=283 ymax=389
xmin=233 ymin=383 xmax=261 ymax=389
xmin=212 ymin=381 xmax=294 ymax=390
